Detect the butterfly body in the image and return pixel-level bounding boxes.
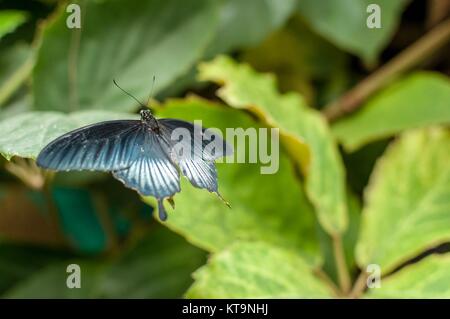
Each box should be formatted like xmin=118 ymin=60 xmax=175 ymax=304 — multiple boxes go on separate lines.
xmin=37 ymin=109 xmax=232 ymax=221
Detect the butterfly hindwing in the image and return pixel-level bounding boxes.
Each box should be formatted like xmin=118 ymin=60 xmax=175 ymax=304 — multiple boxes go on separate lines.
xmin=158 ymin=118 xmax=233 ymax=160
xmin=179 ymin=157 xmax=218 ymax=193
xmin=112 ymin=132 xmax=180 ymax=199
xmin=36 ymin=120 xmax=144 ymax=171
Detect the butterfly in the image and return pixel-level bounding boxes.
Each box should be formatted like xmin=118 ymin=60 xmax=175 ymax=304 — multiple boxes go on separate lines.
xmin=36 ymin=81 xmax=232 ymax=221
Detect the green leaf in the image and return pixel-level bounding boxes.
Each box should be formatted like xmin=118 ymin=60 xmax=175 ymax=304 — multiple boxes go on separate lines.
xmin=198 ymin=56 xmax=347 ymax=235
xmin=332 ymin=73 xmax=450 ymax=151
xmin=158 ymin=0 xmax=297 ymax=98
xmin=205 ymin=0 xmax=297 ymax=55
xmin=368 ymin=255 xmax=450 ymax=298
xmin=0 ymin=243 xmax=69 ymax=294
xmin=319 ymin=192 xmax=361 ymax=283
xmin=297 ymin=0 xmax=409 ymax=64
xmin=186 ymin=241 xmax=334 ymax=298
xmin=4 ymin=226 xmax=206 ymax=298
xmin=242 ymin=15 xmax=350 ymax=106
xmin=0 ymin=10 xmax=28 ymax=40
xmin=0 ymin=110 xmax=138 ymax=160
xmin=96 ymin=226 xmax=206 ymax=298
xmin=33 ymin=0 xmax=218 ymax=111
xmin=153 ymin=97 xmax=321 ymax=264
xmin=0 ymin=43 xmax=33 ymax=107
xmin=356 ymin=127 xmax=450 ymax=274
xmin=4 ymin=261 xmax=105 ymax=298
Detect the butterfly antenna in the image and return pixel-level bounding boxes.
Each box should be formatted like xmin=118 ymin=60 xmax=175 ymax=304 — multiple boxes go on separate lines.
xmin=113 ymin=79 xmax=146 ymax=107
xmin=146 ymin=75 xmax=156 ymax=107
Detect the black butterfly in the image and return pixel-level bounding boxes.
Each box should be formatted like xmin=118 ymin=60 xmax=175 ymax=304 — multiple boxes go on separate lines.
xmin=36 ymin=83 xmax=232 ymax=221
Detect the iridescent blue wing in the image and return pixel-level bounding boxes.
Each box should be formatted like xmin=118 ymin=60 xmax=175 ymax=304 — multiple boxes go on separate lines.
xmin=179 ymin=157 xmax=218 ymax=193
xmin=36 ymin=120 xmax=144 ymax=171
xmin=158 ymin=119 xmax=229 ymax=195
xmin=112 ymin=132 xmax=180 ymax=220
xmin=158 ymin=118 xmax=233 ymax=160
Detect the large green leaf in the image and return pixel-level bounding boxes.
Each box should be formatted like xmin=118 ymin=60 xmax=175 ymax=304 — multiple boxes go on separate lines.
xmin=242 ymin=15 xmax=350 ymax=106
xmin=0 ymin=43 xmax=33 ymax=107
xmin=4 ymin=226 xmax=206 ymax=298
xmin=205 ymin=0 xmax=297 ymax=55
xmin=367 ymin=255 xmax=450 ymax=298
xmin=356 ymin=127 xmax=450 ymax=274
xmin=332 ymin=73 xmax=450 ymax=151
xmin=159 ymin=0 xmax=297 ymax=98
xmin=95 ymin=226 xmax=206 ymax=298
xmin=4 ymin=261 xmax=105 ymax=298
xmin=33 ymin=0 xmax=218 ymax=112
xmin=0 ymin=110 xmax=137 ymax=160
xmin=0 ymin=10 xmax=28 ymax=40
xmin=152 ymin=97 xmax=321 ymax=264
xmin=198 ymin=56 xmax=347 ymax=235
xmin=319 ymin=192 xmax=361 ymax=283
xmin=0 ymin=243 xmax=69 ymax=294
xmin=186 ymin=241 xmax=334 ymax=298
xmin=297 ymin=0 xmax=409 ymax=64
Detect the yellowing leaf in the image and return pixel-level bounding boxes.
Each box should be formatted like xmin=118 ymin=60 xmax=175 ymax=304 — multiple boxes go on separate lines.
xmin=356 ymin=127 xmax=450 ymax=273
xmin=152 ymin=97 xmax=321 ymax=264
xmin=186 ymin=241 xmax=334 ymax=298
xmin=368 ymin=255 xmax=450 ymax=298
xmin=198 ymin=56 xmax=347 ymax=235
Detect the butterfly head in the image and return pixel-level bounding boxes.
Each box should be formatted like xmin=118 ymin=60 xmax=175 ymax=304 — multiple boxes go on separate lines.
xmin=140 ymin=109 xmax=154 ymax=122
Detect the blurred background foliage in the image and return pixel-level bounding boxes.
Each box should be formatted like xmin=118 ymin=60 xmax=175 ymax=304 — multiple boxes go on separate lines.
xmin=0 ymin=0 xmax=449 ymax=298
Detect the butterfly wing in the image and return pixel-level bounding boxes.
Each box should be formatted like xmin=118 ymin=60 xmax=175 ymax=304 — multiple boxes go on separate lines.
xmin=112 ymin=131 xmax=180 ymax=221
xmin=112 ymin=132 xmax=180 ymax=198
xmin=179 ymin=157 xmax=218 ymax=193
xmin=158 ymin=118 xmax=233 ymax=160
xmin=158 ymin=118 xmax=231 ymax=193
xmin=36 ymin=120 xmax=144 ymax=172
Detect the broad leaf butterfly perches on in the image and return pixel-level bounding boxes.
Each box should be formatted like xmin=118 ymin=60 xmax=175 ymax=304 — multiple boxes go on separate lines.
xmin=36 ymin=81 xmax=233 ymax=221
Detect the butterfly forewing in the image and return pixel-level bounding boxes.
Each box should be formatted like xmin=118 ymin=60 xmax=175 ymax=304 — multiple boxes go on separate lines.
xmin=37 ymin=120 xmax=144 ymax=171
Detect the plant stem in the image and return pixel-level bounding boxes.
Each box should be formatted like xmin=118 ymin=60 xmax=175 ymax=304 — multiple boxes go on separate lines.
xmin=0 ymin=53 xmax=34 ymax=107
xmin=324 ymin=18 xmax=450 ymax=121
xmin=314 ymin=268 xmax=342 ymax=297
xmin=332 ymin=234 xmax=351 ymax=294
xmin=5 ymin=158 xmax=45 ymax=190
xmin=349 ymin=271 xmax=368 ymax=298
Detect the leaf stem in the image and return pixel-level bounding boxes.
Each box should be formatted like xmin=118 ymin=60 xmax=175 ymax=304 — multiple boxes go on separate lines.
xmin=323 ymin=18 xmax=450 ymax=121
xmin=349 ymin=271 xmax=368 ymax=298
xmin=314 ymin=268 xmax=342 ymax=297
xmin=5 ymin=157 xmax=45 ymax=190
xmin=332 ymin=234 xmax=351 ymax=294
xmin=68 ymin=15 xmax=82 ymax=111
xmin=0 ymin=53 xmax=34 ymax=107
